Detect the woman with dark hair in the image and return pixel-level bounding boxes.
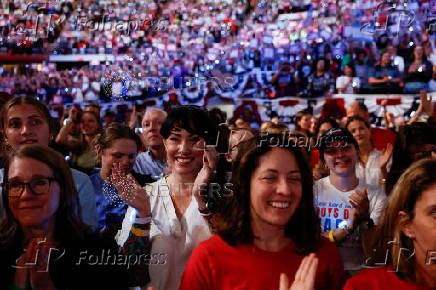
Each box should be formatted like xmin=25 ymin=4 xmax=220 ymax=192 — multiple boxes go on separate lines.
xmin=0 ymin=145 xmax=129 ymax=289
xmin=346 ymin=115 xmax=393 ymax=190
xmin=180 ymin=135 xmax=345 ymax=289
xmin=0 ymin=96 xmax=97 ymax=229
xmin=404 ymin=45 xmax=433 ymax=94
xmin=312 ymin=117 xmax=339 ymax=179
xmin=368 ymin=51 xmax=402 ymax=94
xmin=315 ymin=128 xmax=386 ymax=277
xmin=307 ymin=58 xmax=335 ymax=98
xmin=385 ymin=122 xmax=436 ymax=195
xmin=116 ymin=106 xmax=225 ymax=289
xmin=294 ymin=109 xmax=312 ymax=137
xmin=344 ymin=158 xmax=436 ymax=289
xmin=336 ymin=64 xmax=360 ymax=94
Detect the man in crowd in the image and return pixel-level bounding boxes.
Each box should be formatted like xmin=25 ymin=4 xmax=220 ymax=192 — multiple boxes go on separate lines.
xmin=133 ymin=108 xmax=167 ymax=181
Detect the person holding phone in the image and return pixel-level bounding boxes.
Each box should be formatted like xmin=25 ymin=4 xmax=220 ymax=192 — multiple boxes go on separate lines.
xmin=271 ymin=62 xmax=297 ymax=98
xmin=116 ymin=106 xmax=226 ymax=289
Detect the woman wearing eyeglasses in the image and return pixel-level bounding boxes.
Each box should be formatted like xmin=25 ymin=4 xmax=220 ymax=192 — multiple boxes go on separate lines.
xmin=115 ymin=106 xmax=227 ymax=289
xmin=0 ymin=96 xmax=97 ymax=229
xmin=314 ymin=128 xmax=386 ymax=277
xmin=0 ymin=145 xmax=129 ymax=289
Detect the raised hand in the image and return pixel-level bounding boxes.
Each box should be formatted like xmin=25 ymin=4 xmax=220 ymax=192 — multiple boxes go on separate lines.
xmin=111 ymin=162 xmax=151 ymax=217
xmin=280 ymin=253 xmax=318 ymax=290
xmin=349 ymin=187 xmax=370 ymax=220
xmin=192 ymin=142 xmax=219 ymax=207
xmin=379 ymin=143 xmax=393 ymax=169
xmin=420 ymin=91 xmax=433 ymax=116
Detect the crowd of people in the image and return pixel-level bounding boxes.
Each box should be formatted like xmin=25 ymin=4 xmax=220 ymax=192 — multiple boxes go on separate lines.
xmin=0 ymin=94 xmax=435 ymax=289
xmin=1 ymin=0 xmax=436 ymax=103
xmin=0 ymin=0 xmax=436 ymax=289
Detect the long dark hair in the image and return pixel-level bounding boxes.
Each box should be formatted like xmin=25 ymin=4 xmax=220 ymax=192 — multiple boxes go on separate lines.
xmin=217 ymin=135 xmax=321 ymax=254
xmin=315 ymin=117 xmax=339 ymax=138
xmin=386 ymin=123 xmax=436 ymax=195
xmin=294 ymin=110 xmax=312 ymax=133
xmin=0 ymin=145 xmax=87 ymax=248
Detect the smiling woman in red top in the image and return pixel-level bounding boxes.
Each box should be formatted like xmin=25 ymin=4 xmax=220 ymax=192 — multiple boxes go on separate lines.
xmin=180 ymin=135 xmax=345 ymax=290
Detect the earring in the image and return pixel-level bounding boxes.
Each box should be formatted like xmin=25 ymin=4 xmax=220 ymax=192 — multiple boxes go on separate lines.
xmin=407 ymin=234 xmax=415 ymax=239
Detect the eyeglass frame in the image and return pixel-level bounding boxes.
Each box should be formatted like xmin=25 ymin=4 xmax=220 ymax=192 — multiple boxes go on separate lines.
xmin=6 ymin=177 xmax=57 ymax=198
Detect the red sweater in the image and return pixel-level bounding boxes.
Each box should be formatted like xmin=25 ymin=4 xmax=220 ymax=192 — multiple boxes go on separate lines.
xmin=180 ymin=235 xmax=345 ymax=290
xmin=344 ymin=266 xmax=432 ymax=290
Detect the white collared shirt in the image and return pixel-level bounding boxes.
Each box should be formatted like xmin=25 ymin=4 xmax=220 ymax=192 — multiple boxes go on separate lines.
xmin=356 ymin=149 xmax=382 ymax=188
xmin=118 ymin=177 xmax=211 ymax=290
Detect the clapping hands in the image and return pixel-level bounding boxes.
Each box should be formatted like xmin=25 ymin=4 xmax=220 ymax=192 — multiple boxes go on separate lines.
xmin=280 ymin=254 xmax=319 ymax=290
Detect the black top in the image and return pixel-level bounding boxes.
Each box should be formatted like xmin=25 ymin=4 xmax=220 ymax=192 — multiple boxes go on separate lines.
xmin=0 ymin=232 xmax=130 ymax=289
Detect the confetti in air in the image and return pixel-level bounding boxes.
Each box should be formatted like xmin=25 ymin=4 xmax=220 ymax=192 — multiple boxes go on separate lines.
xmin=101 ymin=60 xmax=140 ymax=102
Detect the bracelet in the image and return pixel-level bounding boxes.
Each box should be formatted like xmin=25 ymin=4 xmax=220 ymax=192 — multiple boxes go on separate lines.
xmin=131 ymin=226 xmax=149 ymax=237
xmin=200 ymin=212 xmax=213 ymax=217
xmin=328 ymin=230 xmax=335 ymax=243
xmin=134 ymin=215 xmax=152 ymax=224
xmin=134 ymin=222 xmax=151 ymax=230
